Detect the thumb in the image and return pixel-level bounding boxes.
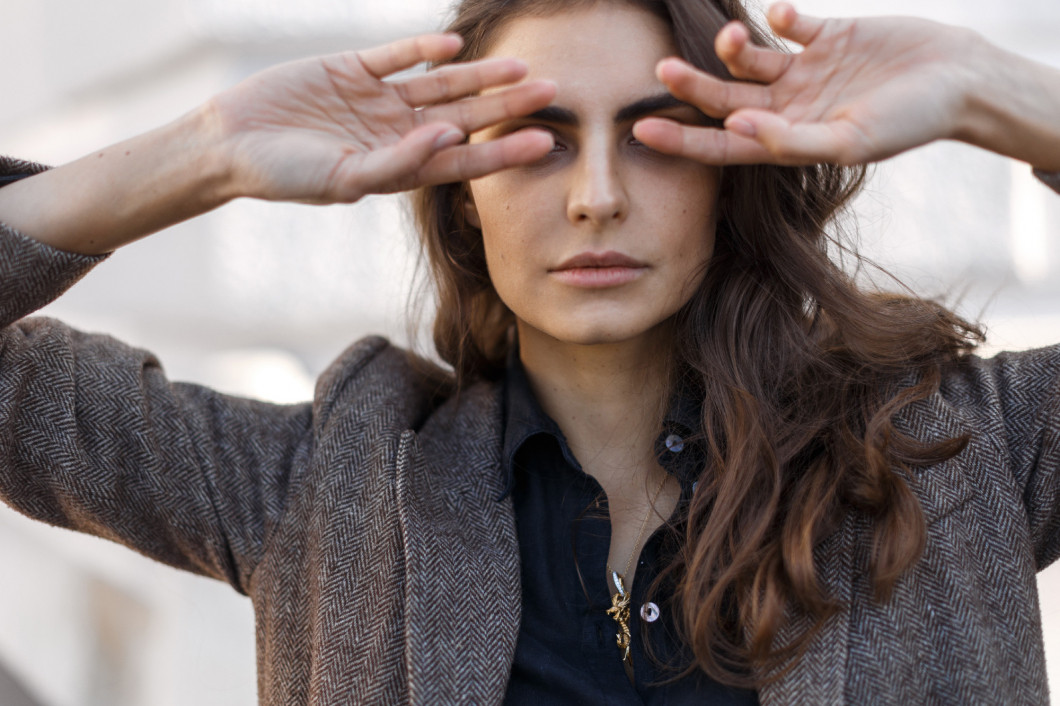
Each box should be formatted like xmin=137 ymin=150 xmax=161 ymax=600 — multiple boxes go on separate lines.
xmin=407 ymin=122 xmax=468 ymax=159
xmin=727 ymin=109 xmax=861 ymax=165
xmin=341 ymin=122 xmax=465 ymax=199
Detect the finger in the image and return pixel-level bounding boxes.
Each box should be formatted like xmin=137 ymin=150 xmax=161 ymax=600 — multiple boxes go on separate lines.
xmin=419 ymin=129 xmax=555 ymax=184
xmin=715 ymin=21 xmax=793 ymax=83
xmin=726 ymin=110 xmax=869 ymax=165
xmin=657 ymin=58 xmax=771 ymax=118
xmin=393 ymin=57 xmax=528 ymax=108
xmin=338 ymin=122 xmax=466 ymax=200
xmin=766 ymin=3 xmax=826 ymax=47
xmin=633 ymin=117 xmax=775 ymax=165
xmin=424 ymin=80 xmax=557 ymax=133
xmin=357 ymin=33 xmax=463 ymax=80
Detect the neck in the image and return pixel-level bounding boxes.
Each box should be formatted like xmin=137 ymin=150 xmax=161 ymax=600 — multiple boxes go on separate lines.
xmin=516 ymin=321 xmax=672 ymax=503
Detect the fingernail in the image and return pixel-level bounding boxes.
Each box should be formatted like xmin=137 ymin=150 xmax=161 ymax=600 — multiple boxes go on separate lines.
xmin=726 ymin=118 xmax=756 ymax=137
xmin=656 ymin=57 xmax=683 ymax=79
xmin=434 ymin=128 xmax=465 ymax=150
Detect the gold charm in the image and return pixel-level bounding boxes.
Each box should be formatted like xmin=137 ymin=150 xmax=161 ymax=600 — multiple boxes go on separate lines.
xmin=605 ymin=569 xmax=632 ymax=665
xmin=604 ymin=471 xmax=669 ymax=670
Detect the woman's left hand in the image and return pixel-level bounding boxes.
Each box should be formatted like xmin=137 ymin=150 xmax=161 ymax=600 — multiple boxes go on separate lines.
xmin=634 ymin=3 xmax=1060 ymax=169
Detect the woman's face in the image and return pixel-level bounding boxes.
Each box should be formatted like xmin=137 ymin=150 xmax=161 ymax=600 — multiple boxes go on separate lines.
xmin=467 ymin=3 xmax=721 ymax=349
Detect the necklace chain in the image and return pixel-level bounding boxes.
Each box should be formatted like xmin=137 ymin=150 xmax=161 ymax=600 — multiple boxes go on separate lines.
xmin=609 ymin=471 xmax=668 ymax=581
xmin=604 ymin=471 xmax=668 ymax=668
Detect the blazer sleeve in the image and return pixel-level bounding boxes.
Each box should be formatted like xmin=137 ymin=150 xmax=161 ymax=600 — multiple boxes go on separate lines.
xmin=944 ymin=346 xmax=1060 ymax=571
xmin=0 ymin=157 xmax=314 ymax=594
xmin=993 ymin=347 xmax=1060 ymax=570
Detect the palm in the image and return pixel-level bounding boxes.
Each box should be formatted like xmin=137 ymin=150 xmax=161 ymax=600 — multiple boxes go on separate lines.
xmin=216 ymin=55 xmax=423 ymax=201
xmin=636 ymin=5 xmax=971 ymax=166
xmin=754 ymin=18 xmax=962 ymax=163
xmin=205 ymin=35 xmax=555 ymax=203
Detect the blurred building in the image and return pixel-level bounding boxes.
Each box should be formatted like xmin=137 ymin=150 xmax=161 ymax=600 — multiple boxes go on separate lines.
xmin=0 ymin=0 xmax=1058 ymax=703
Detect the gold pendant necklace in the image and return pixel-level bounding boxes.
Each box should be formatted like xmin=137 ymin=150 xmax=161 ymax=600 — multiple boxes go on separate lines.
xmin=605 ymin=472 xmax=668 ymax=669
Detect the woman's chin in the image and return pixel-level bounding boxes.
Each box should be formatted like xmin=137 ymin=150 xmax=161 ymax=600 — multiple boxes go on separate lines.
xmin=517 ymin=315 xmax=674 ymax=349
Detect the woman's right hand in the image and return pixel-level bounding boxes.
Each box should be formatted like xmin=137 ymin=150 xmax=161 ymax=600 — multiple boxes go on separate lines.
xmin=0 ymin=33 xmax=555 ymax=255
xmin=634 ymin=3 xmax=1060 ymax=170
xmin=209 ymin=33 xmax=556 ymax=203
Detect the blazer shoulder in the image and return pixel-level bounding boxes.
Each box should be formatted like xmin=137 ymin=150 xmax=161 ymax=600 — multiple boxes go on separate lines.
xmin=313 ymin=336 xmax=456 ymax=429
xmin=937 ymin=343 xmax=1060 ymax=414
xmin=933 ymin=344 xmax=1060 ymax=568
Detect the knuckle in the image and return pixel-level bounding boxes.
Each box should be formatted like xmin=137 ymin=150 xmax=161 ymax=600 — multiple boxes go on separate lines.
xmin=721 ymin=82 xmax=735 ymax=109
xmin=458 ymin=99 xmax=475 ymax=128
xmin=719 ymin=133 xmax=737 ymax=165
xmin=460 ymin=146 xmax=479 ymax=176
xmin=438 ymin=68 xmax=457 ymax=95
xmin=718 ymin=133 xmax=731 ymax=164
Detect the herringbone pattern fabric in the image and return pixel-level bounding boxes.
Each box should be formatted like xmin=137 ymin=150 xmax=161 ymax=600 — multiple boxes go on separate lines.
xmin=1 ymin=155 xmax=1058 ymax=704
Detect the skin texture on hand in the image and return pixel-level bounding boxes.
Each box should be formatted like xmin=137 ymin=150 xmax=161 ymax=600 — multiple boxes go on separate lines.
xmin=210 ymin=33 xmax=557 ymax=203
xmin=634 ymin=3 xmax=1060 ymax=170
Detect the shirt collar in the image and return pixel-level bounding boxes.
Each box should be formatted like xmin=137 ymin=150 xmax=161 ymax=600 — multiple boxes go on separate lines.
xmin=498 ymin=345 xmax=704 ymax=501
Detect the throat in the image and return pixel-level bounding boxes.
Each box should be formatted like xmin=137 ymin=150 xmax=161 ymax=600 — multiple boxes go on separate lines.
xmin=603 ymin=467 xmax=679 ymax=592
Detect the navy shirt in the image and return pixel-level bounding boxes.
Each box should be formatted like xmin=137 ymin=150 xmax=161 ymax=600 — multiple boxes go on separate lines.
xmin=501 ymin=354 xmax=758 ymax=705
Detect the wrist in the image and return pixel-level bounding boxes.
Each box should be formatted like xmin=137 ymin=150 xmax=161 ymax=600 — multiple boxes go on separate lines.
xmin=954 ymin=34 xmax=1060 ymax=170
xmin=0 ymin=109 xmax=243 ymax=256
xmin=950 ymin=31 xmax=1006 ymax=148
xmin=173 ymin=104 xmax=240 ymax=210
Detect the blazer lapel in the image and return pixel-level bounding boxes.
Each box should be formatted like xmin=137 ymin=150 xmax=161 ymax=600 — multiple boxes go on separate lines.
xmin=392 ymin=376 xmax=855 ymax=704
xmin=757 ymin=512 xmax=855 ymax=705
xmin=395 ymin=382 xmax=521 ymax=705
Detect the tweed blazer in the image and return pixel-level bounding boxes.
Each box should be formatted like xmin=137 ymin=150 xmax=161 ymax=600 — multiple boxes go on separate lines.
xmin=1 ymin=157 xmax=1060 ymax=704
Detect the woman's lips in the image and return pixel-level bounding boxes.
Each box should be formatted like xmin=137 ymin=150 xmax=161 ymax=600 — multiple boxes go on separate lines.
xmin=549 ymin=251 xmax=647 ymax=288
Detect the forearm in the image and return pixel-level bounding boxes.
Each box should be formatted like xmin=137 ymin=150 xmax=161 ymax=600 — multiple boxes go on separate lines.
xmin=0 ymin=106 xmax=233 ymax=255
xmin=957 ymin=34 xmax=1060 ymax=172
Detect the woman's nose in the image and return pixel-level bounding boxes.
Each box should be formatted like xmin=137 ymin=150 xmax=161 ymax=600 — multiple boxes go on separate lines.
xmin=566 ymin=142 xmax=628 ymax=226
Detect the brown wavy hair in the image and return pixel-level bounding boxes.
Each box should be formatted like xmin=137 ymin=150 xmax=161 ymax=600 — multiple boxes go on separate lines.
xmin=411 ymin=0 xmax=982 ymax=687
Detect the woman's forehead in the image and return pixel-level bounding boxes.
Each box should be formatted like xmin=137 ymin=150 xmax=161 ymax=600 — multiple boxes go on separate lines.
xmin=486 ymin=3 xmax=675 ymax=56
xmin=483 ymin=4 xmax=677 ymax=105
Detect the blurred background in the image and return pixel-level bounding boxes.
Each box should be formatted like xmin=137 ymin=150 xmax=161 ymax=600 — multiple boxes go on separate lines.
xmin=1 ymin=0 xmax=1058 ymax=703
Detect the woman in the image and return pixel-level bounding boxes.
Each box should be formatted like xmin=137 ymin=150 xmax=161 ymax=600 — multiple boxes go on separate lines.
xmin=1 ymin=0 xmax=1058 ymax=704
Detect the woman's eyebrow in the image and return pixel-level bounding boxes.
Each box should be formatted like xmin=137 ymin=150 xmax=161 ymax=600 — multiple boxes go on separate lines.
xmin=517 ymin=94 xmax=700 ymax=128
xmin=523 ymin=105 xmax=578 ymax=126
xmin=614 ymin=93 xmax=693 ymax=123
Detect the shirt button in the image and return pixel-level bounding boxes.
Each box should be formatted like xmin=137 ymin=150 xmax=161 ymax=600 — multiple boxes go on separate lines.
xmin=665 ymin=434 xmax=684 ymax=453
xmin=640 ymin=602 xmax=660 ymax=623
